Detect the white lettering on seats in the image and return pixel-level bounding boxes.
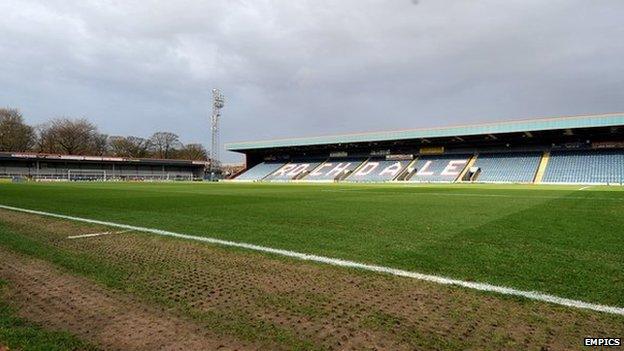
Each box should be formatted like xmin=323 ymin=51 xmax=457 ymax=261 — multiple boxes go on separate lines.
xmin=441 ymin=160 xmax=467 ymax=176
xmin=379 ymin=162 xmax=403 ymax=177
xmin=416 ymin=161 xmax=434 ymax=175
xmin=310 ymin=163 xmax=333 ymax=176
xmin=327 ymin=163 xmax=352 ymax=177
xmin=273 ymin=164 xmax=296 ymax=176
xmin=287 ymin=164 xmax=311 ymax=176
xmin=355 ymin=162 xmax=379 ymax=176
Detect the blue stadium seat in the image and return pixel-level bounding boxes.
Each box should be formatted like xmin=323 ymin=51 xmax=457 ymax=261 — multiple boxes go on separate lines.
xmin=304 ymin=159 xmax=366 ymax=181
xmin=473 ymin=152 xmax=542 ymax=183
xmin=235 ymin=162 xmax=285 ymax=181
xmin=347 ymin=159 xmax=411 ymax=182
xmin=543 ymin=149 xmax=624 ymax=184
xmin=409 ymin=155 xmax=470 ymax=182
xmin=264 ymin=161 xmax=324 ymax=181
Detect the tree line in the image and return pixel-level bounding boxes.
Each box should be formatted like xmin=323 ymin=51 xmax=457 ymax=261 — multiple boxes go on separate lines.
xmin=0 ymin=108 xmax=208 ymax=160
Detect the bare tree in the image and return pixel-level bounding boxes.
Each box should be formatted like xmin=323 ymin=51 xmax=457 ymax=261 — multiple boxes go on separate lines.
xmin=177 ymin=143 xmax=208 ymax=160
xmin=0 ymin=108 xmax=35 ymax=152
xmin=91 ymin=133 xmax=109 ymax=156
xmin=37 ymin=118 xmax=100 ymax=155
xmin=149 ymin=132 xmax=181 ymax=159
xmin=0 ymin=109 xmax=199 ymax=160
xmin=109 ymin=136 xmax=151 ymax=158
xmin=108 ymin=136 xmax=127 ymax=156
xmin=35 ymin=123 xmax=58 ymax=154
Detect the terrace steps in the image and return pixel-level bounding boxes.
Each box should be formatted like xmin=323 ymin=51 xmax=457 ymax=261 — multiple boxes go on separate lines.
xmin=457 ymin=154 xmax=477 ymax=182
xmin=344 ymin=158 xmax=370 ymax=181
xmin=533 ymin=151 xmax=550 ymax=184
xmin=395 ymin=158 xmax=419 ymax=181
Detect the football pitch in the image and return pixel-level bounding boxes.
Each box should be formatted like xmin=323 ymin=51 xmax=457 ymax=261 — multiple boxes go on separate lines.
xmin=0 ymin=181 xmax=623 ymax=349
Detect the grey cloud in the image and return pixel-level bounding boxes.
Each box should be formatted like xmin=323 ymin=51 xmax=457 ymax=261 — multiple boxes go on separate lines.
xmin=1 ymin=0 xmax=623 ymax=162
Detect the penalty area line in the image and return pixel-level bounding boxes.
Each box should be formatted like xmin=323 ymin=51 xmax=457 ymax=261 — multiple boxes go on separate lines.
xmin=0 ymin=203 xmax=623 ymax=316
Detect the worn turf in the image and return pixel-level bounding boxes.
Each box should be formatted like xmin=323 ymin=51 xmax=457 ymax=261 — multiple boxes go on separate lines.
xmin=0 ymin=181 xmax=622 ymax=308
xmin=0 ymin=279 xmax=98 ymax=351
xmin=1 ymin=210 xmax=623 ymax=350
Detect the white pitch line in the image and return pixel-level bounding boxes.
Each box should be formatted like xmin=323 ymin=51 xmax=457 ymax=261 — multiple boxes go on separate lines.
xmin=0 ymin=203 xmax=623 ymax=316
xmin=578 ymin=186 xmax=592 ymax=191
xmin=67 ymin=230 xmax=131 ymax=239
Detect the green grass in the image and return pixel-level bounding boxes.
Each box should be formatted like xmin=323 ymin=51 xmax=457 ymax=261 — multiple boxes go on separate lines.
xmin=0 ymin=280 xmax=98 ymax=351
xmin=0 ymin=181 xmax=623 ymax=307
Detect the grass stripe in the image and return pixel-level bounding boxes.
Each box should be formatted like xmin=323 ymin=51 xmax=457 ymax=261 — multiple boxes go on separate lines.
xmin=321 ymin=188 xmax=624 ymax=200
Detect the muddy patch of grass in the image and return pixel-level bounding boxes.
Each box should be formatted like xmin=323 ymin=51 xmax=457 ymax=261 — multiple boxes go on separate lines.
xmin=0 ymin=209 xmax=623 ymax=350
xmin=0 ymin=279 xmax=99 ymax=351
xmin=0 ymin=249 xmax=254 ymax=351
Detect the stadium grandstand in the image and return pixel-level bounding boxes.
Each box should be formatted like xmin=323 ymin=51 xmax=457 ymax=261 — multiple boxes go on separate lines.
xmin=0 ymin=152 xmax=208 ymax=181
xmin=226 ymin=113 xmax=624 ymax=185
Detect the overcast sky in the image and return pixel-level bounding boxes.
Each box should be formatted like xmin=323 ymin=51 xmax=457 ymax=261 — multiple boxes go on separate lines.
xmin=1 ymin=0 xmax=623 ymax=162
